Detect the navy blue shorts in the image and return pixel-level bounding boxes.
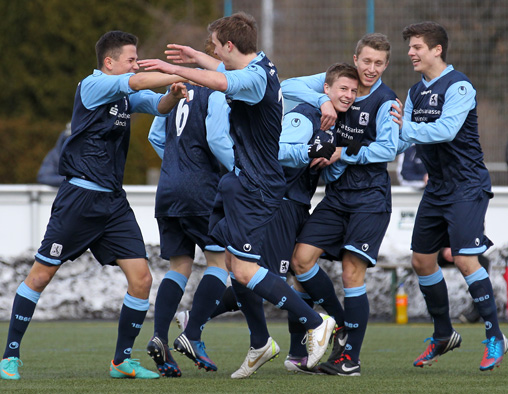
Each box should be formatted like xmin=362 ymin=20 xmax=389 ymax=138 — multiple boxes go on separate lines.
xmin=411 ymin=192 xmax=493 ymax=255
xmin=35 ymin=181 xmax=146 ymax=266
xmin=209 ymin=171 xmax=282 ymax=262
xmin=259 ymin=199 xmax=309 ymax=277
xmin=296 ymin=197 xmax=390 ymax=267
xmin=157 ymin=216 xmax=224 ymax=260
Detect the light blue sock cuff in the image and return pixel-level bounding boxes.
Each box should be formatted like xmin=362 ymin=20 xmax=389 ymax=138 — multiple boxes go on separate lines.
xmin=164 ymin=271 xmax=188 ymax=293
xmin=344 ymin=284 xmax=367 ymax=298
xmin=418 ymin=268 xmax=444 ymax=287
xmin=123 ymin=293 xmax=150 ymax=312
xmin=465 ymin=267 xmax=489 ymax=287
xmin=291 ymin=285 xmax=312 ymax=300
xmin=295 ymin=263 xmax=320 ymax=282
xmin=16 ymin=282 xmax=41 ymax=304
xmin=246 ymin=267 xmax=269 ymax=290
xmin=203 ymin=266 xmax=228 ymax=286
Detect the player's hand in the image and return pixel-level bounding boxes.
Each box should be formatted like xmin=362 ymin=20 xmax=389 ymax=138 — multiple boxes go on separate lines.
xmin=138 ymin=59 xmax=176 ymax=74
xmin=165 ymin=44 xmax=198 ymax=64
xmin=170 ymin=82 xmax=188 ymax=100
xmin=390 ymin=98 xmax=403 ymax=130
xmin=345 ymin=140 xmax=367 ymax=156
xmin=320 ymin=101 xmax=337 ymax=131
xmin=308 ymin=141 xmax=335 ymax=160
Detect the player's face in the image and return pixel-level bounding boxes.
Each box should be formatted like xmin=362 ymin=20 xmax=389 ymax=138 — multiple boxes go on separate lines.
xmin=211 ymin=32 xmax=232 ymax=69
xmin=109 ymin=45 xmax=139 ymax=75
xmin=324 ymin=76 xmax=358 ymax=113
xmin=407 ymin=36 xmax=440 ymax=77
xmin=354 ymin=46 xmax=389 ymax=88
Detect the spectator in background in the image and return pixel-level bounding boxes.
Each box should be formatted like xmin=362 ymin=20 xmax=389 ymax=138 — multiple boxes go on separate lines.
xmin=36 ymin=122 xmax=71 ymax=187
xmin=396 ymin=144 xmax=428 ymax=189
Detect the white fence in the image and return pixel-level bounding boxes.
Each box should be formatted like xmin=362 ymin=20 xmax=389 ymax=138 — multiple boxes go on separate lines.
xmin=2 ymin=184 xmax=508 ymax=259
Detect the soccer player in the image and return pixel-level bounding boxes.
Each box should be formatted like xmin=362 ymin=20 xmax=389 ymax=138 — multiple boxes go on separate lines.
xmin=281 ymin=33 xmax=400 ymax=376
xmin=230 ymin=63 xmax=358 ymax=379
xmin=397 ymin=21 xmax=507 ymax=371
xmin=0 ymin=30 xmax=185 ymax=380
xmin=145 ymin=83 xmax=234 ymax=377
xmin=139 ymin=12 xmax=335 ymax=371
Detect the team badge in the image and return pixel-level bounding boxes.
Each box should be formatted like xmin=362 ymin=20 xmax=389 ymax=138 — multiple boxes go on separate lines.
xmin=280 ymin=260 xmax=289 ymax=274
xmin=359 ymin=112 xmax=369 ymax=126
xmin=429 ymin=94 xmax=438 ymax=106
xmin=50 ymin=243 xmax=63 ymax=257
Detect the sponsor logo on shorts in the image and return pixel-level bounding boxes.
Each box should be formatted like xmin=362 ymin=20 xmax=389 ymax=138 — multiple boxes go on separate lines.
xmin=243 ymin=243 xmax=252 ymax=252
xmin=475 ymin=238 xmax=480 ymax=246
xmin=361 ymin=243 xmax=369 ymax=252
xmin=50 ymin=243 xmax=63 ymax=257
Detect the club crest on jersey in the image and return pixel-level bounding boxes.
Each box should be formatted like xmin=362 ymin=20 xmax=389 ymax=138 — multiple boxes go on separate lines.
xmin=109 ymin=105 xmax=118 ymax=116
xmin=359 ymin=112 xmax=369 ymax=126
xmin=50 ymin=243 xmax=63 ymax=257
xmin=429 ymin=94 xmax=438 ymax=106
xmin=280 ymin=260 xmax=289 ymax=274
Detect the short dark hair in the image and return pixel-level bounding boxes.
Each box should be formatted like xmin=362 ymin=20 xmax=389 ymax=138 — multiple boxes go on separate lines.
xmin=402 ymin=21 xmax=448 ymax=62
xmin=355 ymin=33 xmax=391 ymax=63
xmin=95 ymin=31 xmax=138 ymax=69
xmin=325 ymin=63 xmax=359 ymax=86
xmin=208 ymin=12 xmax=257 ymax=55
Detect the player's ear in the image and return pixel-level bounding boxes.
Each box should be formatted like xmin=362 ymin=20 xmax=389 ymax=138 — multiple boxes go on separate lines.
xmin=324 ymin=83 xmax=330 ymax=95
xmin=104 ymin=56 xmax=114 ymax=71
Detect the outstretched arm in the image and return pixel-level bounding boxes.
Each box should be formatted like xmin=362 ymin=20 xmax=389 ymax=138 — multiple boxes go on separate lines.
xmin=165 ymin=44 xmax=221 ymax=71
xmin=128 ymin=71 xmax=186 ymax=91
xmin=139 ymin=59 xmax=228 ymax=92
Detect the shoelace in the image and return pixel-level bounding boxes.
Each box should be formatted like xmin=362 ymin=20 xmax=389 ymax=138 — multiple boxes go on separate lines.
xmin=125 ymin=359 xmax=141 ymax=367
xmin=306 ymin=331 xmax=315 ymax=352
xmin=5 ymin=358 xmax=23 ymax=370
xmin=333 ymin=354 xmax=351 ymax=365
xmin=482 ymin=337 xmax=498 ymax=359
xmin=197 ymin=341 xmax=206 ymax=352
xmin=420 ymin=338 xmax=436 ymax=358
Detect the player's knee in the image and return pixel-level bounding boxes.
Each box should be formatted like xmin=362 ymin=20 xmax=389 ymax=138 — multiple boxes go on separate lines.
xmin=129 ymin=270 xmax=153 ymax=295
xmin=231 ymin=269 xmax=249 ymax=286
xmin=26 ymin=274 xmax=52 ymax=292
xmin=291 ymin=254 xmax=312 ymax=276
